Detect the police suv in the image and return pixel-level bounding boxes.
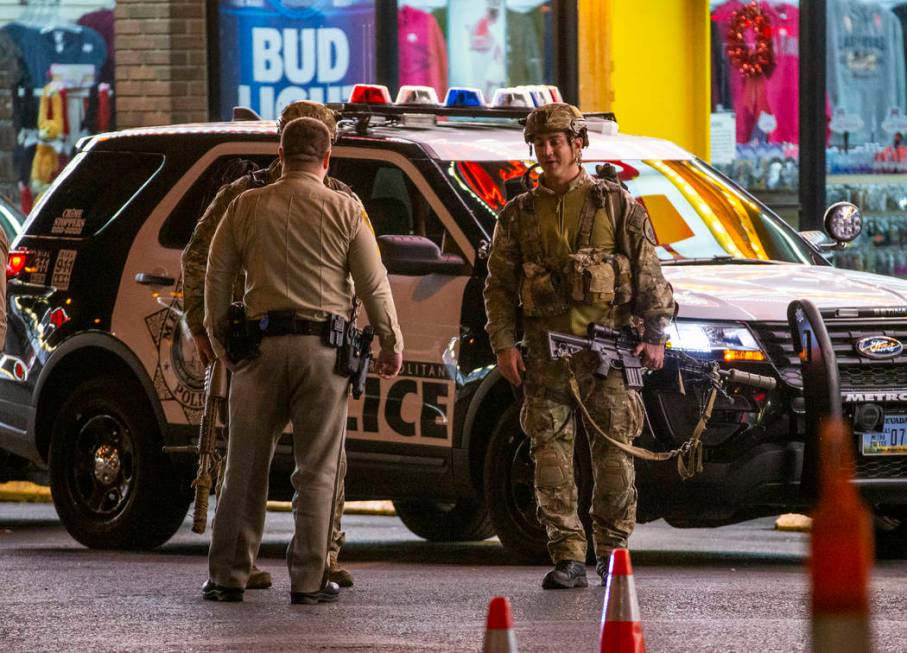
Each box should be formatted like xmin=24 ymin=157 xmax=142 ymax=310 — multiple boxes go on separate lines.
xmin=2 ymin=84 xmax=906 ymax=558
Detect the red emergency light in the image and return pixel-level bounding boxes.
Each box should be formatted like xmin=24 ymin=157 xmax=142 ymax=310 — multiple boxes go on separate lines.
xmin=348 ymin=84 xmax=392 ymax=105
xmin=7 ymin=249 xmax=29 ymax=278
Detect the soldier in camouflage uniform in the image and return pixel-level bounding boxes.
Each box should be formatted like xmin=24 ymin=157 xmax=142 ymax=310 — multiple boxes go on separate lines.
xmin=483 ymin=103 xmax=674 ymax=589
xmin=181 ymin=101 xmax=356 ymax=589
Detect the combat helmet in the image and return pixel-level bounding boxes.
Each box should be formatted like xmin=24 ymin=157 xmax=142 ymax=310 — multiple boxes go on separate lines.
xmin=277 ymin=100 xmax=340 ymax=141
xmin=523 ymin=103 xmax=589 ymax=148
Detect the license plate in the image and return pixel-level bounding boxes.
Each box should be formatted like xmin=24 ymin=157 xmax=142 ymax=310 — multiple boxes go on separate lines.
xmin=861 ymin=415 xmax=907 ymax=456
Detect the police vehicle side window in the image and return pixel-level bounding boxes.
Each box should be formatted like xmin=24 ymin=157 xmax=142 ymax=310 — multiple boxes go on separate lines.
xmin=158 ymin=155 xmax=276 ymax=249
xmin=28 ymin=151 xmax=163 ymax=237
xmin=336 ymin=159 xmax=447 ymax=249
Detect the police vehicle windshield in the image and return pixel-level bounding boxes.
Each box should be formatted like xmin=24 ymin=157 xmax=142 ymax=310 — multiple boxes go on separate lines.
xmin=445 ymin=158 xmax=819 ymax=265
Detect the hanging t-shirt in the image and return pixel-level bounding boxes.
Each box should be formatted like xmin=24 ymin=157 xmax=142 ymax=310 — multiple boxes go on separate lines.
xmin=827 ymin=0 xmax=907 ymax=145
xmin=506 ymin=8 xmax=543 ymax=85
xmin=77 ymin=9 xmax=115 ymax=85
xmin=0 ymin=22 xmax=107 ymax=88
xmin=398 ymin=5 xmax=448 ymax=97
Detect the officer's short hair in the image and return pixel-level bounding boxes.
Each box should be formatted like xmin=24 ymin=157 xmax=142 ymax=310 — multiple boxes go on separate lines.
xmin=281 ymin=117 xmax=331 ymax=164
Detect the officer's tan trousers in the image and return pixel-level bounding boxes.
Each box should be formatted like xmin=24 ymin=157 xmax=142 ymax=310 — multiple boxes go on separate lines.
xmin=208 ymin=335 xmax=348 ymax=593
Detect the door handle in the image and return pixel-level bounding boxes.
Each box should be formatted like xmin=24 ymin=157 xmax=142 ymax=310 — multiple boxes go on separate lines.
xmin=135 ymin=273 xmax=176 ymax=286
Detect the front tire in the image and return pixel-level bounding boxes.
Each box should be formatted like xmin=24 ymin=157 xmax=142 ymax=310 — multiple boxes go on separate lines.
xmin=393 ymin=498 xmax=495 ymax=542
xmin=483 ymin=403 xmax=595 ymax=563
xmin=49 ymin=376 xmax=190 ymax=549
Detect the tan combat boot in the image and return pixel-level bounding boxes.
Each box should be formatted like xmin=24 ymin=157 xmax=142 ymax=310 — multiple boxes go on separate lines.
xmin=246 ymin=564 xmax=272 ymax=590
xmin=328 ymin=551 xmax=353 ymax=587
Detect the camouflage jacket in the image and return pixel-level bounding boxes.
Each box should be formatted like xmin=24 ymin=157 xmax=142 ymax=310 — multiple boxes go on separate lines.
xmin=180 ymin=159 xmax=356 ymax=335
xmin=483 ymin=173 xmax=674 ymax=352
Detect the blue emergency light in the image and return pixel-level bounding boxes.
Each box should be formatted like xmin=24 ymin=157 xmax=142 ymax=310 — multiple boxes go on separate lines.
xmin=444 ymin=87 xmax=486 ymax=108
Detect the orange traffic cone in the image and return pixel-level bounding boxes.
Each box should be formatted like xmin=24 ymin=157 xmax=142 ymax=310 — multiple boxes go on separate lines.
xmin=810 ymin=420 xmax=873 ymax=653
xmin=482 ymin=596 xmax=518 ymax=653
xmin=599 ymin=548 xmax=645 ymax=653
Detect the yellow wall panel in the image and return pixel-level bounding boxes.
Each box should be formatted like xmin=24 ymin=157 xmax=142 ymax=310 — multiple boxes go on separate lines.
xmin=580 ymin=0 xmax=710 ymax=159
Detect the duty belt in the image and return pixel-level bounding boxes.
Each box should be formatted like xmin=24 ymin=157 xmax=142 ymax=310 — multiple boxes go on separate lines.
xmin=252 ymin=312 xmax=328 ymax=338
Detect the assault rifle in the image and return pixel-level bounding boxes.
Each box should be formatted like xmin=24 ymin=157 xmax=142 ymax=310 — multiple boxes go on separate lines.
xmin=547 ymin=323 xmax=776 ymax=479
xmin=547 ymin=323 xmax=776 ymax=391
xmin=187 ymin=360 xmax=228 ymax=533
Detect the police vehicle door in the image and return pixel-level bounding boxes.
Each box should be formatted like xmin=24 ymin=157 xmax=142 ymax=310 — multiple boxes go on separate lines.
xmin=332 ymin=150 xmax=472 ymax=451
xmin=111 ymin=144 xmax=277 ymax=429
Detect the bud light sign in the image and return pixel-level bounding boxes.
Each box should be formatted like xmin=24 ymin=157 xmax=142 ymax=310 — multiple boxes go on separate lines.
xmin=218 ymin=0 xmax=376 ymax=120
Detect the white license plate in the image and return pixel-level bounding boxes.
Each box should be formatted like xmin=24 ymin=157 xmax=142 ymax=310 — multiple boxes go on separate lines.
xmin=862 ymin=415 xmax=907 ymax=456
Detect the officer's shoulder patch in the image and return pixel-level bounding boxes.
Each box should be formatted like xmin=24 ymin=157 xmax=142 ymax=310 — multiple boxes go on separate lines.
xmin=643 ymin=217 xmax=658 ymax=246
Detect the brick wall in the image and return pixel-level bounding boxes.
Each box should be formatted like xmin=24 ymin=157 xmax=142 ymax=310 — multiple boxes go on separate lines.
xmin=115 ymin=0 xmax=209 ymax=128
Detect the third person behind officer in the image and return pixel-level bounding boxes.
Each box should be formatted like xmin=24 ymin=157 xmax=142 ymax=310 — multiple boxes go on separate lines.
xmin=202 ymin=117 xmax=403 ymax=603
xmin=483 ymin=103 xmax=674 ymax=589
xmin=181 ymin=101 xmax=359 ymax=589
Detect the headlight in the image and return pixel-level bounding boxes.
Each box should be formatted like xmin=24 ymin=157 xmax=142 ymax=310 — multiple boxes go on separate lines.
xmin=666 ymin=321 xmax=766 ymax=362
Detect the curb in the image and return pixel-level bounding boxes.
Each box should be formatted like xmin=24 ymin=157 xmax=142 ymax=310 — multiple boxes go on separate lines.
xmin=268 ymin=500 xmax=396 ymax=516
xmin=0 ymin=483 xmax=397 ymax=516
xmin=775 ymin=512 xmax=812 ymax=532
xmin=0 ymin=481 xmax=52 ymax=503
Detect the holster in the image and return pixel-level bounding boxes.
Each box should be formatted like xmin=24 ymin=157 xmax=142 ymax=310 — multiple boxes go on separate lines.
xmin=328 ymin=314 xmax=374 ymax=399
xmin=226 ymin=302 xmax=261 ymax=362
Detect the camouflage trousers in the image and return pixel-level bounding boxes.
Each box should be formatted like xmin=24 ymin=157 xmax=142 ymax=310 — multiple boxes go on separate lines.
xmin=521 ymin=362 xmax=644 ymax=563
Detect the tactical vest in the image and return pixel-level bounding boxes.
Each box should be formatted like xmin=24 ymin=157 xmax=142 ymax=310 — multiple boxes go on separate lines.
xmin=515 ymin=178 xmax=632 ymax=318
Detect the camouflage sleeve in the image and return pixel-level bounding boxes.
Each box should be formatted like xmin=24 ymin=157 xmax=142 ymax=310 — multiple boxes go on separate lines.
xmin=483 ymin=200 xmax=523 ymax=353
xmin=620 ymin=192 xmax=674 ymax=344
xmin=180 ymin=177 xmax=249 ymax=336
xmin=325 ymin=176 xmax=363 ymax=206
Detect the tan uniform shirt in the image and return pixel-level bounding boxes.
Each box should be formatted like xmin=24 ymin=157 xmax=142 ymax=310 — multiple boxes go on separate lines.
xmin=205 ymin=168 xmax=403 ymax=358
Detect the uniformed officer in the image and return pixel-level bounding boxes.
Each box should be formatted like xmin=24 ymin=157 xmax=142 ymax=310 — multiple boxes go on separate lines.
xmin=181 ymin=100 xmax=358 ymax=589
xmin=202 ymin=117 xmax=403 ymax=603
xmin=483 ymin=103 xmax=674 ymax=589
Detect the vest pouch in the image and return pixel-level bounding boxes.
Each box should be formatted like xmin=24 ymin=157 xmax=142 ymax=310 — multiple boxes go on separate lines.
xmin=520 ymin=261 xmax=569 ymax=317
xmin=568 ymin=247 xmax=617 ymax=305
xmin=612 ymin=254 xmax=632 ymax=305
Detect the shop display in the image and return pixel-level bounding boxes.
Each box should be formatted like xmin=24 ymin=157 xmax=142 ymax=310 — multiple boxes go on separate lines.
xmin=1 ymin=1 xmax=114 ymax=211
xmin=402 ymin=1 xmax=552 ymax=100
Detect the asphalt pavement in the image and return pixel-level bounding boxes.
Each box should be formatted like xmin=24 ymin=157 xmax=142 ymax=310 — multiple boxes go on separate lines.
xmin=1 ymin=503 xmax=905 ymax=652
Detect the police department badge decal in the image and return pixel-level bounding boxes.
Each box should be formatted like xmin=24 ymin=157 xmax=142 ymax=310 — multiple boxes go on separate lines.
xmin=145 ymin=291 xmax=205 ymax=423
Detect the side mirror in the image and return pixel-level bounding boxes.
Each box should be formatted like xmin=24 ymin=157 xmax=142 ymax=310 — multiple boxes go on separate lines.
xmin=823 ymin=201 xmax=863 ymax=245
xmin=377 ymin=235 xmax=468 ymax=276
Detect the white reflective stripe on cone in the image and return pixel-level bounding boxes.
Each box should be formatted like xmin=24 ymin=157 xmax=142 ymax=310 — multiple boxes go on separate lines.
xmin=603 ymin=575 xmax=641 ymax=622
xmin=482 ymin=629 xmax=518 ymax=653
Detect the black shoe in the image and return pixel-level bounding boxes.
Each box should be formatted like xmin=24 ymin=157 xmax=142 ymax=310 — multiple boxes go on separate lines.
xmin=202 ymin=579 xmax=244 ymax=602
xmin=290 ymin=581 xmax=341 ymax=605
xmin=596 ymin=554 xmax=612 ymax=586
xmin=541 ymin=560 xmax=588 ymax=589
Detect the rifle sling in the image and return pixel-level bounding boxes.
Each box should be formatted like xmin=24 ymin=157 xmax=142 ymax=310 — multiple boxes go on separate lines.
xmin=565 ymin=360 xmax=717 ymax=480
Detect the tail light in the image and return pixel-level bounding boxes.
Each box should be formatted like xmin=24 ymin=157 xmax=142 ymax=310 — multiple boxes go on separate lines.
xmin=7 ymin=249 xmax=30 ymax=279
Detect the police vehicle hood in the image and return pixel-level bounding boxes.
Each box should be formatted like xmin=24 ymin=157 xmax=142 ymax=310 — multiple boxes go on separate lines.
xmin=666 ymin=264 xmax=907 ymax=321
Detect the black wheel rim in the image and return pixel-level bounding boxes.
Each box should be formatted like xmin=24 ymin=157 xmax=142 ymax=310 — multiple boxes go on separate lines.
xmin=67 ymin=413 xmax=135 ymax=521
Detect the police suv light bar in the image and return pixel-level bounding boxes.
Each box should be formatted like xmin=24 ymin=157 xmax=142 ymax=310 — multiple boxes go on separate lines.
xmin=491 ymin=88 xmax=534 ymax=108
xmin=395 ymin=85 xmax=440 ymax=106
xmin=444 ymin=87 xmax=486 ymax=108
xmin=348 ymin=84 xmax=392 ymax=104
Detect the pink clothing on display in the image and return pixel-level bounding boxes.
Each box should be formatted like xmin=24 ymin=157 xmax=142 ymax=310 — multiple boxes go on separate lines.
xmin=712 ymin=1 xmax=799 ymax=144
xmin=398 ymin=5 xmax=448 ymax=98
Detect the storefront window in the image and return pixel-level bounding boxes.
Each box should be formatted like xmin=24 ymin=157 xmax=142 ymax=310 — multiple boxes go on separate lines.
xmin=709 ymin=1 xmax=801 ymax=221
xmin=826 ymin=0 xmax=907 ymax=279
xmin=0 ymin=0 xmax=116 ymax=215
xmin=398 ymin=0 xmax=554 ymax=100
xmin=397 ymin=1 xmax=553 ymax=101
xmin=216 ymin=0 xmax=376 ymax=120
